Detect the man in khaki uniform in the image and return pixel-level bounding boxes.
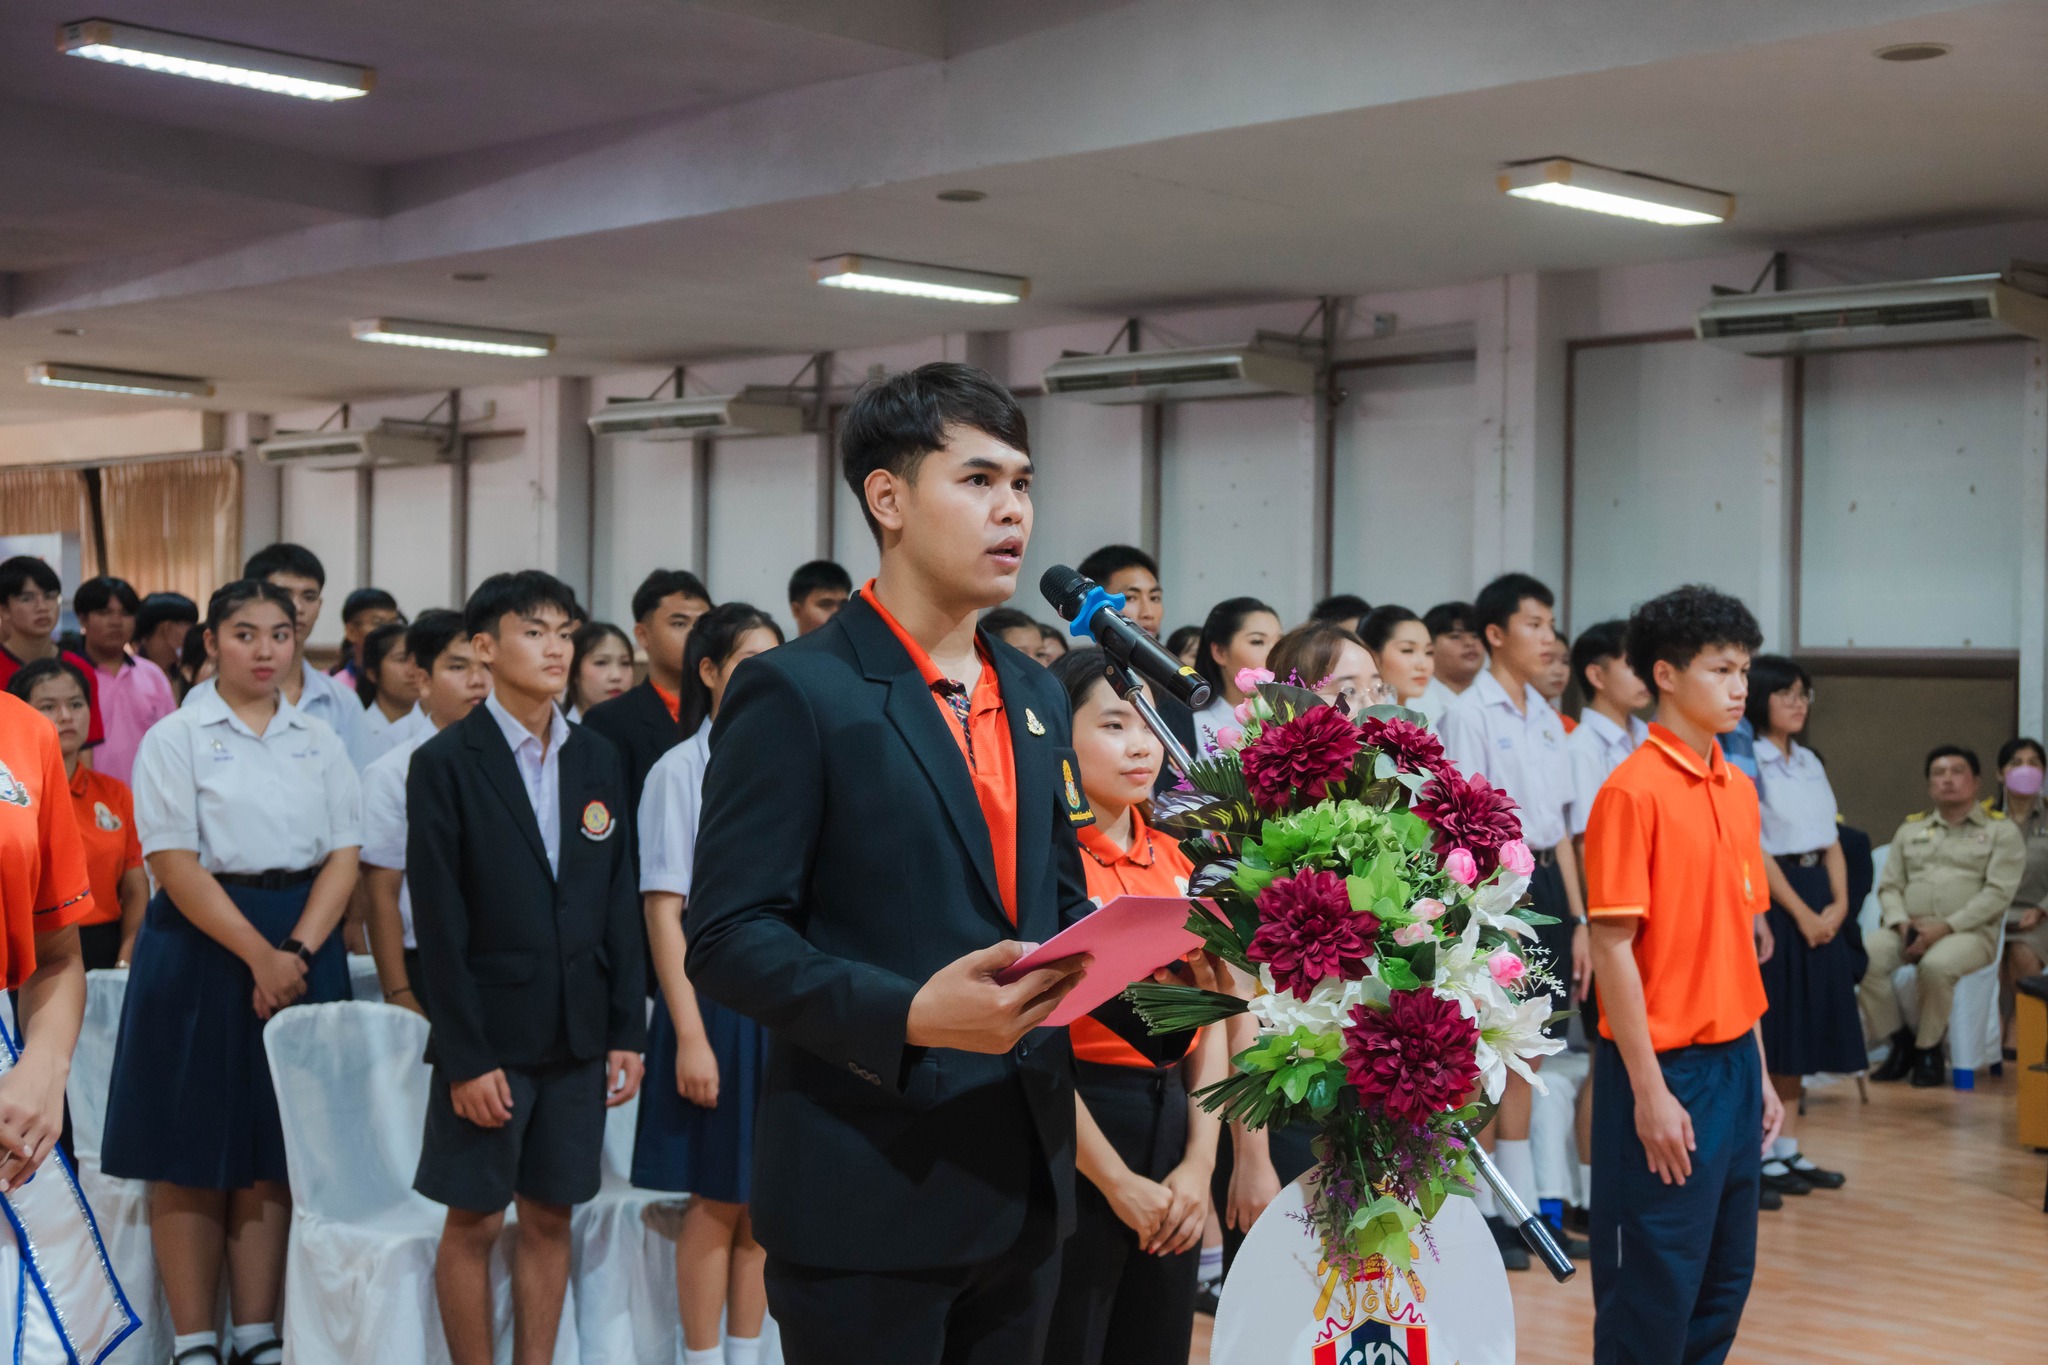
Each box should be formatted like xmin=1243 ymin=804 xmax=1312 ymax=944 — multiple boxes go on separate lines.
xmin=1861 ymin=745 xmax=2026 ymax=1086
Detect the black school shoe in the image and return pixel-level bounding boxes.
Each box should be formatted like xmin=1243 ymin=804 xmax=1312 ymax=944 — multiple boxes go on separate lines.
xmin=1760 ymin=1161 xmax=1813 ymax=1196
xmin=1788 ymin=1155 xmax=1846 ymax=1189
xmin=1485 ymin=1214 xmax=1531 ymax=1271
xmin=226 ymin=1341 xmax=281 ymax=1365
xmin=1910 ymin=1043 xmax=1946 ymax=1088
xmin=1870 ymin=1030 xmax=1917 ymax=1082
xmin=171 ymin=1349 xmax=221 ymax=1365
xmin=1759 ymin=1183 xmax=1783 ymax=1211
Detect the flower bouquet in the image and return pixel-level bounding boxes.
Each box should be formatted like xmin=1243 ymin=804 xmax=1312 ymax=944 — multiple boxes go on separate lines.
xmin=1126 ymin=671 xmax=1565 ymax=1283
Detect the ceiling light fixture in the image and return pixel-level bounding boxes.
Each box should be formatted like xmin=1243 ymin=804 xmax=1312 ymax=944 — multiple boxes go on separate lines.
xmin=1875 ymin=42 xmax=1950 ymax=62
xmin=1499 ymin=158 xmax=1733 ymax=227
xmin=350 ymin=318 xmax=554 ymax=357
xmin=26 ymin=362 xmax=213 ymax=399
xmin=57 ymin=19 xmax=373 ymax=101
xmin=812 ymin=254 xmax=1028 ymax=304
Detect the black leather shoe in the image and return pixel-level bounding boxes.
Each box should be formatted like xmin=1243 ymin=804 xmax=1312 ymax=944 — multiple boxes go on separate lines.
xmin=1789 ymin=1157 xmax=1846 ymax=1189
xmin=1193 ymin=1283 xmax=1220 ymax=1317
xmin=1486 ymin=1214 xmax=1531 ymax=1271
xmin=1759 ymin=1183 xmax=1783 ymax=1211
xmin=1761 ymin=1163 xmax=1813 ymax=1195
xmin=1561 ymin=1232 xmax=1593 ymax=1261
xmin=227 ymin=1343 xmax=282 ymax=1365
xmin=1910 ymin=1043 xmax=1946 ymax=1088
xmin=1870 ymin=1030 xmax=1917 ymax=1082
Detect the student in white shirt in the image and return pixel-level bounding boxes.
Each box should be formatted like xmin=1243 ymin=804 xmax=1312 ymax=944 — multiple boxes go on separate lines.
xmin=103 ymin=579 xmax=362 ymax=1365
xmin=1189 ymin=597 xmax=1281 ymax=753
xmin=1418 ymin=601 xmax=1485 ymax=720
xmin=1747 ymin=655 xmax=1859 ymax=1195
xmin=355 ymin=620 xmax=424 ymax=765
xmin=358 ymin=611 xmax=491 ymax=1015
xmin=1437 ymin=572 xmax=1586 ymax=1267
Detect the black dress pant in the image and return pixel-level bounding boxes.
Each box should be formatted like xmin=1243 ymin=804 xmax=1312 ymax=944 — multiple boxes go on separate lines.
xmin=1044 ymin=1063 xmax=1199 ymax=1365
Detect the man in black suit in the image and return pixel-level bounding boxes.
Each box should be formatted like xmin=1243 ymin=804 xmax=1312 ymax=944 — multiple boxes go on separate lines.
xmin=1076 ymin=543 xmax=1197 ymax=793
xmin=408 ymin=570 xmax=647 ymax=1365
xmin=582 ymin=567 xmax=712 ymax=820
xmin=687 ymin=364 xmax=1094 ymax=1365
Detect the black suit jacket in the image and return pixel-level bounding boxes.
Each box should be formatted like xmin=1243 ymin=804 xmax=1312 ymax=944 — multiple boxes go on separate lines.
xmin=581 ymin=680 xmax=683 ymax=829
xmin=686 ymin=594 xmax=1095 ymax=1272
xmin=407 ymin=703 xmax=647 ymax=1082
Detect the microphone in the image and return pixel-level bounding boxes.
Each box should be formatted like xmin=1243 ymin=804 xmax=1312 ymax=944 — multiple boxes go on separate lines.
xmin=1040 ymin=565 xmax=1213 ymax=709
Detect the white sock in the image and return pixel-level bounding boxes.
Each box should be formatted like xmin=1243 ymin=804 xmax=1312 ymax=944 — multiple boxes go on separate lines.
xmin=1577 ymin=1160 xmax=1595 ymax=1206
xmin=1761 ymin=1159 xmax=1790 ymax=1175
xmin=1495 ymin=1139 xmax=1538 ymax=1215
xmin=1197 ymin=1244 xmax=1223 ymax=1285
xmin=228 ymin=1323 xmax=280 ymax=1364
xmin=1773 ymin=1136 xmax=1799 ymax=1161
xmin=172 ymin=1332 xmax=219 ymax=1360
xmin=683 ymin=1347 xmax=723 ymax=1365
xmin=1474 ymin=1179 xmax=1498 ymax=1219
xmin=725 ymin=1336 xmax=762 ymax=1365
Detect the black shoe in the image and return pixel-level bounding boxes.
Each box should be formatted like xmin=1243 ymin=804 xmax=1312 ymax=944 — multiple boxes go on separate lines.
xmin=1759 ymin=1183 xmax=1783 ymax=1211
xmin=172 ymin=1349 xmax=222 ymax=1365
xmin=1788 ymin=1157 xmax=1846 ymax=1189
xmin=1560 ymin=1232 xmax=1593 ymax=1261
xmin=1193 ymin=1282 xmax=1220 ymax=1317
xmin=1761 ymin=1163 xmax=1813 ymax=1195
xmin=1563 ymin=1202 xmax=1591 ymax=1237
xmin=1910 ymin=1043 xmax=1946 ymax=1088
xmin=1870 ymin=1030 xmax=1917 ymax=1082
xmin=226 ymin=1343 xmax=281 ymax=1365
xmin=1486 ymin=1214 xmax=1531 ymax=1271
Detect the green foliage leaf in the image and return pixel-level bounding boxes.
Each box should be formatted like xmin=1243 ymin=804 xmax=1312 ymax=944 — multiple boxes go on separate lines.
xmin=1254 ymin=680 xmax=1330 ymax=724
xmin=1121 ymin=982 xmax=1247 ymax=1034
xmin=1375 ymin=955 xmax=1421 ymax=991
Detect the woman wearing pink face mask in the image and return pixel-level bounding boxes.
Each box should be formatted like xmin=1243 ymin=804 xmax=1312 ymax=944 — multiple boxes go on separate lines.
xmin=1994 ymin=737 xmax=2048 ymax=1055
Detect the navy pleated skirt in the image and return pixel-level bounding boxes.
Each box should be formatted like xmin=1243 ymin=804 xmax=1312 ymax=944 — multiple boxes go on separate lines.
xmin=1758 ymin=857 xmax=1869 ymax=1077
xmin=631 ymin=985 xmax=765 ymax=1204
xmin=102 ymin=885 xmax=349 ymax=1189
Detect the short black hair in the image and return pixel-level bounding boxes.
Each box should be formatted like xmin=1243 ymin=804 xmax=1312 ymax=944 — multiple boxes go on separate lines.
xmin=1925 ymin=744 xmax=1980 ymax=777
xmin=1357 ymin=604 xmax=1419 ymax=655
xmin=787 ymin=560 xmax=852 ymax=604
xmin=136 ymin=591 xmax=199 ymax=638
xmin=355 ymin=621 xmax=412 ymax=705
xmin=679 ymin=602 xmax=784 ymax=740
xmin=406 ymin=609 xmax=468 ymax=676
xmin=631 ymin=568 xmax=711 ymax=623
xmin=242 ymin=542 xmax=326 ymax=589
xmin=1165 ymin=624 xmax=1200 ymax=659
xmin=839 ymin=362 xmax=1029 ymax=542
xmin=342 ymin=587 xmax=399 ymax=624
xmin=73 ymin=575 xmax=140 ymax=618
xmin=1077 ymin=545 xmax=1158 ymax=587
xmin=1422 ymin=601 xmax=1476 ymax=639
xmin=1743 ymin=654 xmax=1813 ymax=736
xmin=204 ymin=578 xmax=297 ymax=634
xmin=1473 ymin=572 xmax=1554 ymax=638
xmin=981 ymin=607 xmax=1041 ymax=640
xmin=1569 ymin=619 xmax=1630 ymax=695
xmin=1625 ymin=585 xmax=1762 ymax=696
xmin=0 ymin=556 xmax=60 ymax=601
xmin=1312 ymin=593 xmax=1372 ymax=625
xmin=1997 ymin=736 xmax=2047 ymax=772
xmin=1194 ymin=596 xmax=1278 ymax=697
xmin=464 ymin=570 xmax=579 ymax=639
xmin=4 ymin=655 xmax=91 ymax=705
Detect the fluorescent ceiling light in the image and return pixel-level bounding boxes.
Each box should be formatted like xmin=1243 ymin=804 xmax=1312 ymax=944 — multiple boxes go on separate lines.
xmin=57 ymin=19 xmax=373 ymax=102
xmin=26 ymin=362 xmax=213 ymax=399
xmin=812 ymin=254 xmax=1029 ymax=304
xmin=351 ymin=318 xmax=554 ymax=358
xmin=1498 ymin=159 xmax=1733 ymax=227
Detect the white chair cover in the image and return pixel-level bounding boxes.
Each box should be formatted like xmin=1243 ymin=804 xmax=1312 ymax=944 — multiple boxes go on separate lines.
xmin=263 ymin=1002 xmax=577 ymax=1365
xmin=1892 ymin=918 xmax=2008 ymax=1072
xmin=347 ymin=954 xmax=384 ymax=1003
xmin=568 ymin=1094 xmax=684 ymax=1365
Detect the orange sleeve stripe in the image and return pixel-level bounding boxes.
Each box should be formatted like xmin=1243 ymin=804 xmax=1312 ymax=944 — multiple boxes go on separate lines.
xmin=1586 ymin=903 xmax=1647 ymax=919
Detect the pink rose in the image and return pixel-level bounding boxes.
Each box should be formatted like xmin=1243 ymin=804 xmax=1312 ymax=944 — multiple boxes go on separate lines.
xmin=1233 ymin=701 xmax=1253 ymax=724
xmin=1216 ymin=726 xmax=1243 ymax=750
xmin=1443 ymin=848 xmax=1478 ymax=886
xmin=1410 ymin=897 xmax=1446 ymax=921
xmin=1235 ymin=666 xmax=1274 ymax=694
xmin=1488 ymin=951 xmax=1527 ymax=988
xmin=1498 ymin=840 xmax=1535 ymax=878
xmin=1393 ymin=922 xmax=1432 ymax=947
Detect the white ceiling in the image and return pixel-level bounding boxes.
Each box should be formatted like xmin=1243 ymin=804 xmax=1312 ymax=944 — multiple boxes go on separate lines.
xmin=0 ymin=0 xmax=2041 ymax=422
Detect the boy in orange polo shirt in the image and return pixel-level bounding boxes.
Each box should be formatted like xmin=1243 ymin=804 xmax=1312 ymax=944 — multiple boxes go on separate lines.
xmin=1583 ymin=585 xmax=1783 ymax=1365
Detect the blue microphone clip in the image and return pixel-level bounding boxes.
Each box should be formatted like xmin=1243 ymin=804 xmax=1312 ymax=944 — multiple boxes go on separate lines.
xmin=1067 ymin=585 xmax=1127 ymax=642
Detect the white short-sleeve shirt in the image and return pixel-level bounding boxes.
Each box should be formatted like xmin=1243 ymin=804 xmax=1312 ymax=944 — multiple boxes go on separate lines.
xmin=133 ymin=686 xmax=362 ymax=874
xmin=358 ymin=723 xmax=435 ymax=948
xmin=1565 ymin=708 xmax=1649 ymax=836
xmin=1754 ymin=737 xmax=1841 ymax=857
xmin=638 ymin=727 xmax=712 ymax=897
xmin=185 ymin=659 xmax=372 ymax=769
xmin=1436 ymin=669 xmax=1572 ymax=851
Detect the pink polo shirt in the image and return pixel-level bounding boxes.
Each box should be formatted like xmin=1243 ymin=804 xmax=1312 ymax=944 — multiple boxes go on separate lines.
xmin=88 ymin=653 xmax=176 ymax=787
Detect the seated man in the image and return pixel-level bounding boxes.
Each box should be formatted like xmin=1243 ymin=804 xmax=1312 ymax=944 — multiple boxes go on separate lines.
xmin=1860 ymin=746 xmax=2025 ymax=1086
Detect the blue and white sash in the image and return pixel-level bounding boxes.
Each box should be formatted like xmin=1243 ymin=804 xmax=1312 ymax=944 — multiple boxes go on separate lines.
xmin=0 ymin=1010 xmax=138 ymax=1365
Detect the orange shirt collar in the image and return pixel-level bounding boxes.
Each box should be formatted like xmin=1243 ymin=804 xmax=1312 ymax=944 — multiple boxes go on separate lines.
xmin=862 ymin=580 xmax=987 ymax=685
xmin=1078 ymin=808 xmax=1159 ymax=869
xmin=650 ymin=681 xmax=681 ymax=724
xmin=1644 ymin=722 xmax=1730 ymax=784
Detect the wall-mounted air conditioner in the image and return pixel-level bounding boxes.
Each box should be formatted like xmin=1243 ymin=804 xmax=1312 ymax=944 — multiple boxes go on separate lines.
xmin=1695 ymin=265 xmax=2048 ymax=356
xmin=1043 ymin=342 xmax=1318 ymax=404
xmin=588 ymin=388 xmax=810 ymax=440
xmin=256 ymin=424 xmax=446 ymax=470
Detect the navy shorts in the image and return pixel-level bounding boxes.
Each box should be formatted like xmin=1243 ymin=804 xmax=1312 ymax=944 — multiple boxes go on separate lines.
xmin=415 ymin=1058 xmax=608 ymax=1212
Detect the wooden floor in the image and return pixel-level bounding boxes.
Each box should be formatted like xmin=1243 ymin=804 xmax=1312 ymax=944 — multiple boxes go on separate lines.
xmin=1192 ymin=1071 xmax=2048 ymax=1363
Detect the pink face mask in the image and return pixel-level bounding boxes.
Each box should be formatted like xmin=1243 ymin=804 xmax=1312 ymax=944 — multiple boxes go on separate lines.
xmin=2006 ymin=764 xmax=2045 ymax=797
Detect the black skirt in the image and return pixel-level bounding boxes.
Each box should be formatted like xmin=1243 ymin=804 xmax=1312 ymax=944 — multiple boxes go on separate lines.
xmin=1758 ymin=857 xmax=1868 ymax=1077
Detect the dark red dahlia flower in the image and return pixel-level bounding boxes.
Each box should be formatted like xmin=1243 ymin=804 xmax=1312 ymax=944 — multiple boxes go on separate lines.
xmin=1248 ymin=869 xmax=1380 ymax=998
xmin=1411 ymin=769 xmax=1522 ymax=878
xmin=1240 ymin=705 xmax=1363 ymax=811
xmin=1357 ymin=715 xmax=1451 ymax=777
xmin=1343 ymin=991 xmax=1481 ymax=1125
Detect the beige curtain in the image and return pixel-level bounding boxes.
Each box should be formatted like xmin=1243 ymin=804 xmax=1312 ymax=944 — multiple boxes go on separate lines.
xmin=0 ymin=467 xmax=97 ymax=565
xmin=98 ymin=455 xmax=242 ymax=608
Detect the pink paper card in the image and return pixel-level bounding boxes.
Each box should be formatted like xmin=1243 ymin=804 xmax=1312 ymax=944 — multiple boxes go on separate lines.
xmin=996 ymin=896 xmax=1213 ymax=1028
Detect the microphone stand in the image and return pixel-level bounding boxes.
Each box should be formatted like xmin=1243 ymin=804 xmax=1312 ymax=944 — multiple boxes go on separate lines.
xmin=1102 ymin=659 xmax=1196 ymax=781
xmin=1453 ymin=1121 xmax=1575 ymax=1282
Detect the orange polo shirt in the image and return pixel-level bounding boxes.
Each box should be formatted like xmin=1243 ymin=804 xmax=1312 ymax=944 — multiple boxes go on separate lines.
xmin=0 ymin=693 xmax=95 ymax=988
xmin=68 ymin=765 xmax=141 ymax=928
xmin=864 ymin=584 xmax=1018 ymax=925
xmin=1073 ymin=810 xmax=1200 ymax=1068
xmin=1584 ymin=723 xmax=1769 ymax=1051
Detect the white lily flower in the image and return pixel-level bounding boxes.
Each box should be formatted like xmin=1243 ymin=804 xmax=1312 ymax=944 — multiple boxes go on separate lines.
xmin=1478 ymin=991 xmax=1566 ymax=1097
xmin=1245 ymin=965 xmax=1384 ymax=1038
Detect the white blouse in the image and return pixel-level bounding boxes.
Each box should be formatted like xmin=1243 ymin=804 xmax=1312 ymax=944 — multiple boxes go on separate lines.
xmin=638 ymin=727 xmax=712 ymax=897
xmin=1754 ymin=737 xmax=1840 ymax=857
xmin=133 ymin=686 xmax=362 ymax=875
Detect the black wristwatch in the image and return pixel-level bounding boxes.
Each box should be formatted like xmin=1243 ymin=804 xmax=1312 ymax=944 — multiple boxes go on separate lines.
xmin=279 ymin=937 xmax=315 ymax=968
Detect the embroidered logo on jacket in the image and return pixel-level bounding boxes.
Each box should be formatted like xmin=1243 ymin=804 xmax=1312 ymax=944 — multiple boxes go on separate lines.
xmin=580 ymin=800 xmax=615 ymax=841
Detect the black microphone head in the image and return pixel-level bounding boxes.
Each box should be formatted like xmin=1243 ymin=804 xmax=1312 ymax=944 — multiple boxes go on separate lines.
xmin=1039 ymin=564 xmax=1090 ymax=621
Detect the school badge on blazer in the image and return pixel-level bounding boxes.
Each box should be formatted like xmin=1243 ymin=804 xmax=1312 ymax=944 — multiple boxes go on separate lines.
xmin=579 ymin=799 xmax=616 ymax=841
xmin=1025 ymin=708 xmax=1047 ymax=737
xmin=1058 ymin=753 xmax=1094 ymax=827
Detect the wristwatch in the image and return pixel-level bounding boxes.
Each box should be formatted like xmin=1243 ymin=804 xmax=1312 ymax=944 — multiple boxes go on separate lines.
xmin=279 ymin=937 xmax=316 ymax=968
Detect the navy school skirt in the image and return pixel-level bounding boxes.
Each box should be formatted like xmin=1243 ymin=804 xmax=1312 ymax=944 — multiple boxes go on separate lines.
xmin=630 ymin=984 xmax=766 ymax=1204
xmin=102 ymin=884 xmax=349 ymax=1189
xmin=1758 ymin=856 xmax=1869 ymax=1078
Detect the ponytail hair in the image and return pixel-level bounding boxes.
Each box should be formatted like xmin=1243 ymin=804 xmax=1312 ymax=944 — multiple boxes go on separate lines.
xmin=678 ymin=602 xmax=785 ymax=739
xmin=204 ymin=578 xmax=297 ymax=637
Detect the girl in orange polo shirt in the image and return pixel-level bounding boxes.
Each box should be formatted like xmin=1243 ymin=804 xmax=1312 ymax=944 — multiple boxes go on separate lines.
xmin=1042 ymin=648 xmax=1224 ymax=1365
xmin=6 ymin=658 xmax=147 ymax=971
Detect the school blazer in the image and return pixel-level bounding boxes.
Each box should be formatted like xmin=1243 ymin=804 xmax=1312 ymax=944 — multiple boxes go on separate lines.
xmin=580 ymin=680 xmax=683 ymax=825
xmin=686 ymin=595 xmax=1096 ymax=1272
xmin=407 ymin=705 xmax=647 ymax=1083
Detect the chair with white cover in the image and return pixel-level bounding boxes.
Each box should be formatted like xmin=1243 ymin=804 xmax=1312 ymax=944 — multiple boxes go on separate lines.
xmin=263 ymin=1001 xmax=577 ymax=1364
xmin=1892 ymin=917 xmax=2008 ymax=1089
xmin=347 ymin=953 xmax=384 ymax=1003
xmin=69 ymin=967 xmax=168 ymax=1365
xmin=568 ymin=1092 xmax=685 ymax=1365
